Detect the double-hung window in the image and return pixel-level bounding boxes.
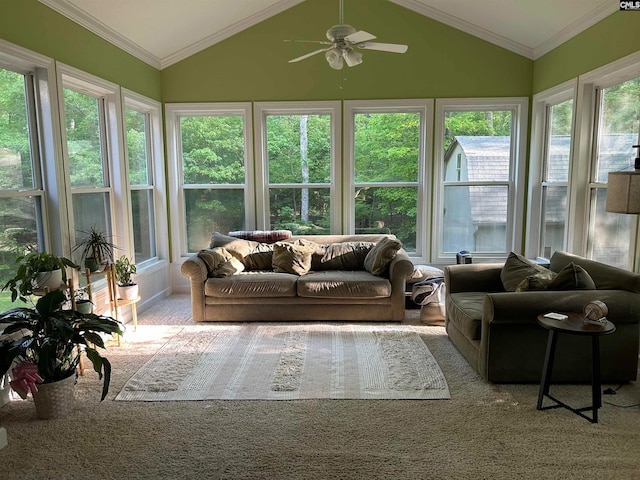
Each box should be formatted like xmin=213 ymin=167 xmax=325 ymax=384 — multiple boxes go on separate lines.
xmin=254 ymin=102 xmax=341 ymax=234
xmin=344 ymin=100 xmax=432 ymax=255
xmin=434 ymin=98 xmax=528 ymax=262
xmin=166 ymin=103 xmax=254 ymax=255
xmin=527 ymin=81 xmax=576 ymax=259
xmin=123 ymin=91 xmax=164 ymax=264
xmin=587 ymin=77 xmax=640 ymax=268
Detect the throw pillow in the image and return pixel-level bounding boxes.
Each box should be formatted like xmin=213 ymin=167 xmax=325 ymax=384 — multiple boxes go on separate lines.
xmin=272 ymin=240 xmax=317 ymax=275
xmin=500 ymin=252 xmax=548 ymax=292
xmin=547 ymin=262 xmax=596 ymax=290
xmin=316 ymin=241 xmax=375 ymax=270
xmin=197 ymin=247 xmax=245 ymax=277
xmin=364 ymin=237 xmax=402 ymax=276
xmin=515 ymin=271 xmax=557 ymax=292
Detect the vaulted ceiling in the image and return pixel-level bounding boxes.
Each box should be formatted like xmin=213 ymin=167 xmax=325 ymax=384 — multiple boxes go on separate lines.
xmin=39 ymin=0 xmax=618 ymax=69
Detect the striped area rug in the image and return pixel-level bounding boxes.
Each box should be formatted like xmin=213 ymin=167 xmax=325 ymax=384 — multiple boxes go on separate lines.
xmin=115 ymin=323 xmax=450 ymax=401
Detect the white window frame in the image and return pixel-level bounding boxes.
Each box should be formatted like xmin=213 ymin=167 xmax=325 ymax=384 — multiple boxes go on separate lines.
xmin=343 ymin=99 xmax=432 ymax=260
xmin=121 ymin=88 xmax=168 ymax=271
xmin=253 ymin=101 xmax=342 ymax=233
xmin=0 ymin=40 xmax=64 ymax=255
xmin=56 ymin=63 xmax=125 ymax=261
xmin=165 ymin=102 xmax=254 ymax=260
xmin=526 ymin=79 xmax=577 ymax=260
xmin=433 ymin=97 xmax=529 ymax=263
xmin=572 ymin=51 xmax=640 ymax=270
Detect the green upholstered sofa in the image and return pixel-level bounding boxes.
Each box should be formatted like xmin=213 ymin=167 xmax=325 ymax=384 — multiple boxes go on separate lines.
xmin=444 ymin=251 xmax=640 ymax=383
xmin=182 ymin=233 xmax=413 ymax=322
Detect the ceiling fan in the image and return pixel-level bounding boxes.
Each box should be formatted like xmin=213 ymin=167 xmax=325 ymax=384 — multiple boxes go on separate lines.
xmin=286 ymin=0 xmax=408 ymax=70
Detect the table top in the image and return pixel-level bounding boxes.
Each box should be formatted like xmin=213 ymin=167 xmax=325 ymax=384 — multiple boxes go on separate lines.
xmin=537 ymin=312 xmax=616 ymax=336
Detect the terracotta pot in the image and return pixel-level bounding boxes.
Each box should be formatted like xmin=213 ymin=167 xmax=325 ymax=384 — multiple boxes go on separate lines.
xmin=32 ymin=373 xmax=76 ymax=420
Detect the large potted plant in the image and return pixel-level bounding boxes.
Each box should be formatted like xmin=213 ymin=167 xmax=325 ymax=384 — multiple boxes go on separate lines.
xmin=0 ymin=289 xmax=123 ymax=419
xmin=114 ymin=255 xmax=138 ymax=300
xmin=72 ymin=226 xmax=118 ymax=272
xmin=2 ymin=252 xmax=78 ymax=302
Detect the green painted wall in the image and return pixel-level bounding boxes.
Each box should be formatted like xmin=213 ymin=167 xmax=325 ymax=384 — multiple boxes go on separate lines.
xmin=161 ymin=0 xmax=533 ymax=103
xmin=0 ymin=0 xmax=161 ymax=100
xmin=533 ymin=11 xmax=640 ymax=94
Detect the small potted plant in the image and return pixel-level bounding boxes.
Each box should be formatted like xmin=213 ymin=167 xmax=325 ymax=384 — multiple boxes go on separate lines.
xmin=114 ymin=255 xmax=138 ymax=300
xmin=0 ymin=289 xmax=123 ymax=418
xmin=72 ymin=226 xmax=118 ymax=272
xmin=2 ymin=252 xmax=78 ymax=302
xmin=73 ymin=286 xmax=93 ymax=314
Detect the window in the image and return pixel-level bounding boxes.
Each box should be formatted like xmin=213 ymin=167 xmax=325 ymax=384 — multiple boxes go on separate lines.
xmin=254 ymin=102 xmax=341 ymax=234
xmin=0 ymin=43 xmax=58 ymax=310
xmin=166 ymin=103 xmax=254 ymax=255
xmin=123 ymin=90 xmax=164 ymax=265
xmin=344 ymin=100 xmax=432 ymax=256
xmin=588 ymin=77 xmax=640 ymax=268
xmin=434 ymin=98 xmax=528 ymax=262
xmin=527 ymin=80 xmax=576 ymax=259
xmin=0 ymin=66 xmax=44 ymax=294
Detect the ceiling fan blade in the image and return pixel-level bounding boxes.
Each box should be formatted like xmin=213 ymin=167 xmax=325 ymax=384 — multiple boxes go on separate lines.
xmin=284 ymin=39 xmax=333 ymax=45
xmin=288 ymin=48 xmax=330 ymax=63
xmin=344 ymin=30 xmax=376 ymax=44
xmin=357 ymin=42 xmax=408 ymax=54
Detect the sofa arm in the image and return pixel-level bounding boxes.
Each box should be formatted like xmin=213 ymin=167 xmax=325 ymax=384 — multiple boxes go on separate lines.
xmin=444 ymin=263 xmax=504 ymax=294
xmin=483 ymin=290 xmax=640 ymax=326
xmin=389 ymin=250 xmax=414 ymax=285
xmin=181 ymin=255 xmax=208 ymax=321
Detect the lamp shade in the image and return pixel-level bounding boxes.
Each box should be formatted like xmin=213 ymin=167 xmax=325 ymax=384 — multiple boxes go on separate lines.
xmin=605 ymin=171 xmax=640 ymax=214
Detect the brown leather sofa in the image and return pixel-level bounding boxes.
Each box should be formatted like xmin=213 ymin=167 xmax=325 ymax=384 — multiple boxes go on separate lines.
xmin=444 ymin=251 xmax=640 ymax=383
xmin=182 ymin=233 xmax=413 ymax=322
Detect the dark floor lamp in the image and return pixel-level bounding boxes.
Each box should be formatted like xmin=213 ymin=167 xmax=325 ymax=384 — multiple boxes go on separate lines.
xmin=605 ymin=145 xmax=640 ymax=214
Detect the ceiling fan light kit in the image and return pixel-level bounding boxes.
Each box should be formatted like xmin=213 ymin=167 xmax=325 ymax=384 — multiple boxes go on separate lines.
xmin=287 ymin=0 xmax=408 ymax=70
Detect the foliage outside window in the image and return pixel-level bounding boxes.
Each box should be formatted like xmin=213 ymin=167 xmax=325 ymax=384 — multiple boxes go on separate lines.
xmin=0 ymin=66 xmax=43 ymax=310
xmin=180 ymin=114 xmax=247 ymax=252
xmin=265 ymin=113 xmax=332 ymax=235
xmin=353 ymin=112 xmax=421 ymax=251
xmin=63 ymin=88 xmax=112 ymax=250
xmin=125 ymin=107 xmax=156 ymax=263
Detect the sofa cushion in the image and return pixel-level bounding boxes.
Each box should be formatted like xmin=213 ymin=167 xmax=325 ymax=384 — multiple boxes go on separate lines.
xmin=515 ymin=271 xmax=557 ymax=292
xmin=272 ymin=240 xmax=317 ymax=275
xmin=312 ymin=241 xmax=374 ymax=271
xmin=447 ymin=292 xmax=486 ymax=341
xmin=205 ymin=271 xmax=297 ymax=297
xmin=547 ymin=262 xmax=596 ymax=290
xmin=364 ymin=237 xmax=402 ymax=276
xmin=500 ymin=252 xmax=548 ymax=292
xmin=297 ymin=271 xmax=392 ymax=298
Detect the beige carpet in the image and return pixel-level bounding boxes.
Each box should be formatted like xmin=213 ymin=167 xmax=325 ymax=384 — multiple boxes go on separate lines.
xmin=115 ymin=323 xmax=450 ymax=401
xmin=0 ymin=295 xmax=638 ymax=480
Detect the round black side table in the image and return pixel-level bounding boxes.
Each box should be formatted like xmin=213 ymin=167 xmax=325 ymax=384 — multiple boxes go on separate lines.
xmin=536 ymin=312 xmax=616 ymax=423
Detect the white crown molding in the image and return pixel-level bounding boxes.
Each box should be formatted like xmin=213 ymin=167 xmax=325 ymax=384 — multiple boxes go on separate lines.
xmin=160 ymin=0 xmax=305 ymax=68
xmin=532 ymin=2 xmax=619 ymax=60
xmin=390 ymin=0 xmax=618 ymax=61
xmin=39 ymin=0 xmax=162 ymax=69
xmin=390 ymin=0 xmax=534 ymax=59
